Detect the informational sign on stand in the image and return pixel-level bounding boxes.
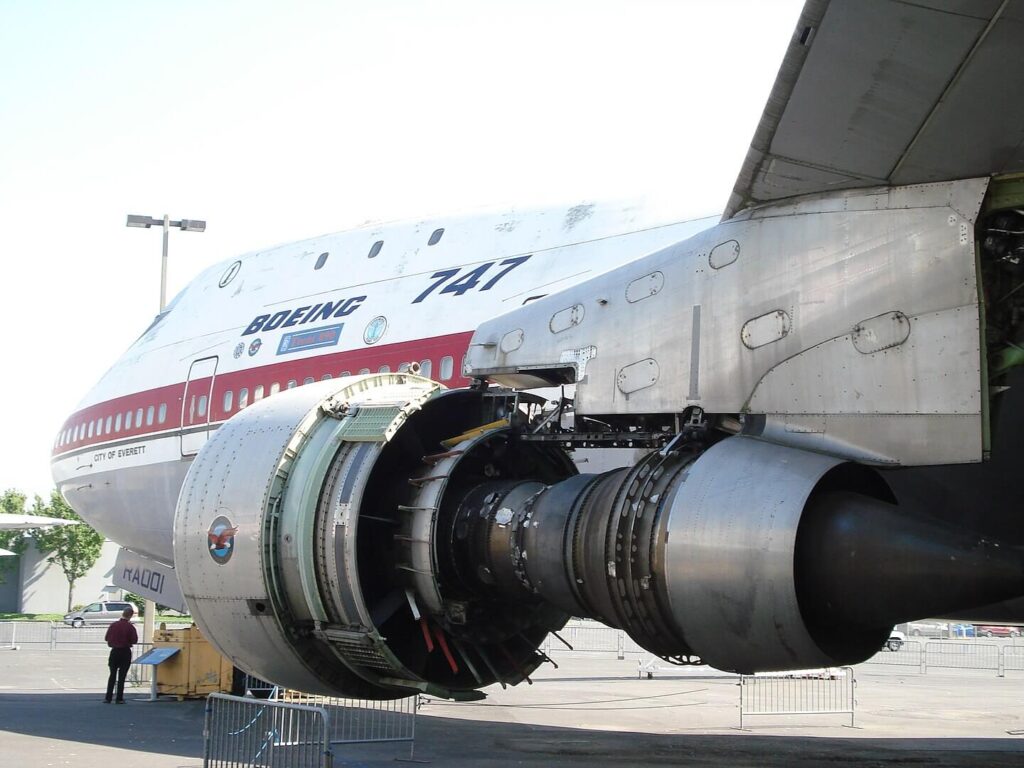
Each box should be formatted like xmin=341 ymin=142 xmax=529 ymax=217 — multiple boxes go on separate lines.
xmin=133 ymin=646 xmax=181 ymax=701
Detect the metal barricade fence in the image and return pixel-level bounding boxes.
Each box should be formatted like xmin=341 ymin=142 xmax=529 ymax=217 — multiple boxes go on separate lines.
xmin=622 ymin=633 xmax=648 ymax=655
xmin=127 ymin=643 xmax=153 ymax=687
xmin=544 ymin=621 xmax=625 ymax=658
xmin=1 ymin=620 xmax=192 ymax=651
xmin=1003 ymin=645 xmax=1024 ymax=674
xmin=205 ymin=692 xmax=331 ymax=768
xmin=243 ymin=672 xmax=279 ymax=699
xmin=0 ymin=620 xmax=53 ymax=648
xmin=280 ymin=692 xmax=418 ymax=760
xmin=52 ymin=624 xmax=109 ymax=649
xmin=739 ymin=668 xmax=855 ymax=729
xmin=863 ymin=640 xmax=923 ymax=669
xmin=924 ymin=641 xmax=1001 ymax=675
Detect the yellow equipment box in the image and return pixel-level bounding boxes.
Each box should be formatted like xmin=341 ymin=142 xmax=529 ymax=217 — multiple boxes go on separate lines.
xmin=152 ymin=624 xmax=234 ymax=699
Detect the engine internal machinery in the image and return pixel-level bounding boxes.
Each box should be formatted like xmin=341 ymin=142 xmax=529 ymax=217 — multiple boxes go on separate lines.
xmin=174 ymin=374 xmax=1024 ymax=699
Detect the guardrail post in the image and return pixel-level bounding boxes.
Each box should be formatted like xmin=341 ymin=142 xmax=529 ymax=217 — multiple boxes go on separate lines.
xmin=408 ymin=695 xmax=419 ymax=762
xmin=202 ymin=696 xmax=212 ymax=768
xmin=617 ymin=631 xmax=624 ymax=660
xmin=848 ymin=668 xmax=856 ymax=728
xmin=50 ymin=622 xmax=56 ymax=651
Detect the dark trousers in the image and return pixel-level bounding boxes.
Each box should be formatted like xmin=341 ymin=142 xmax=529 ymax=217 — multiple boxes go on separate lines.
xmin=106 ymin=647 xmax=132 ymax=702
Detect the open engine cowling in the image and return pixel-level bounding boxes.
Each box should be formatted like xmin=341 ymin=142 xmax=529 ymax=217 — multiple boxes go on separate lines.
xmin=173 ymin=375 xmax=575 ymax=699
xmin=174 ymin=375 xmax=1024 ymax=698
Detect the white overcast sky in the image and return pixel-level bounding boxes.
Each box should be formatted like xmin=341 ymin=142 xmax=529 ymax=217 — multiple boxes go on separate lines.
xmin=0 ymin=0 xmax=803 ymax=499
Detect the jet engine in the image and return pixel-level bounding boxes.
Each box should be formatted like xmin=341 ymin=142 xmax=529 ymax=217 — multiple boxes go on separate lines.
xmin=174 ymin=374 xmax=1024 ymax=699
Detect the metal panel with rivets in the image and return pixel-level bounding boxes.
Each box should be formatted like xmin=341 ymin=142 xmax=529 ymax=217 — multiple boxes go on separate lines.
xmin=466 ymin=178 xmax=989 ymax=465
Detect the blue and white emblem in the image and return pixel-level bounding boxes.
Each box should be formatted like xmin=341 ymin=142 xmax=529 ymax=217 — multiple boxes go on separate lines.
xmin=364 ymin=316 xmax=387 ymax=345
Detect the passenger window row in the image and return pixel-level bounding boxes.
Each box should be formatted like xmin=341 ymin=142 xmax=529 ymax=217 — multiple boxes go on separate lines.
xmin=57 ymin=354 xmax=462 ymax=449
xmin=56 ymin=402 xmax=168 ymax=448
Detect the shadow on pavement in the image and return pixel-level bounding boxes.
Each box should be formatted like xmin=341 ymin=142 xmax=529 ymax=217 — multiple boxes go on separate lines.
xmin=1 ymin=690 xmax=1022 ymax=767
xmin=0 ymin=691 xmax=206 ymax=758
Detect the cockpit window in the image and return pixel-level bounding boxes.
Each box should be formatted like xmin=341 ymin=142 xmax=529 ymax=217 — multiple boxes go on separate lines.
xmin=132 ymin=286 xmax=187 ymax=345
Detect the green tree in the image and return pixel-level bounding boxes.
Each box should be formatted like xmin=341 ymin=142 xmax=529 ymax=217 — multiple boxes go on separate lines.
xmin=0 ymin=489 xmax=30 ymax=584
xmin=123 ymin=592 xmax=171 ymax=616
xmin=33 ymin=491 xmax=105 ymax=612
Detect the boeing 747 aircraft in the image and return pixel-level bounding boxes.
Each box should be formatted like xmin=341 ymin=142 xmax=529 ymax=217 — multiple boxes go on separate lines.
xmin=52 ymin=0 xmax=1024 ymax=700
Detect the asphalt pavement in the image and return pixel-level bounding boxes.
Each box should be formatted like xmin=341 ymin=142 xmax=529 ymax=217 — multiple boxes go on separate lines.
xmin=2 ymin=646 xmax=1023 ymax=766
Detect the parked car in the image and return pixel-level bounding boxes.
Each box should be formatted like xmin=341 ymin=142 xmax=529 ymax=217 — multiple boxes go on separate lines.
xmin=63 ymin=601 xmax=136 ymax=628
xmin=884 ymin=629 xmax=906 ymax=652
xmin=975 ymin=625 xmax=1021 ymax=638
xmin=905 ymin=621 xmax=949 ymax=638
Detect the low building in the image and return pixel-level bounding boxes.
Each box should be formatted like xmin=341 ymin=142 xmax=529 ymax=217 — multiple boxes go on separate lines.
xmin=0 ymin=538 xmax=121 ymax=614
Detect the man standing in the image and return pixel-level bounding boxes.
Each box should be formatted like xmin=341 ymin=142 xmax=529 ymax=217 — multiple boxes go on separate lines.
xmin=104 ymin=606 xmax=138 ymax=704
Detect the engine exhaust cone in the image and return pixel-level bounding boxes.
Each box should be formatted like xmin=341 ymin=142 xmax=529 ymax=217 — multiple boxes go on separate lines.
xmin=796 ymin=490 xmax=1024 ymax=639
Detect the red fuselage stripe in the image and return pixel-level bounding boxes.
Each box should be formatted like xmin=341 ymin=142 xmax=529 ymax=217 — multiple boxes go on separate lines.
xmin=52 ymin=331 xmax=475 ymax=456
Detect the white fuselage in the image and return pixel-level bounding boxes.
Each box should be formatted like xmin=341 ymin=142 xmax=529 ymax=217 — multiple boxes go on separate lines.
xmin=51 ymin=202 xmax=715 ymax=564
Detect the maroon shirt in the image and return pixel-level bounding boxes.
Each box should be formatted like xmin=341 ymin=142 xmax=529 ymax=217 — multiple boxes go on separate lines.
xmin=105 ymin=618 xmax=138 ymax=649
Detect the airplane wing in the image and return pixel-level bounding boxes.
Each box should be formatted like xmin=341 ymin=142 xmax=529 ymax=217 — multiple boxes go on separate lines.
xmin=0 ymin=514 xmax=79 ymax=530
xmin=724 ymin=0 xmax=1024 ymax=219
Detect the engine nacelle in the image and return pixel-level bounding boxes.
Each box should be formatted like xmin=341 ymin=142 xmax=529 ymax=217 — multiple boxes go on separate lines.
xmin=445 ymin=435 xmax=897 ymax=673
xmin=173 ymin=374 xmax=574 ymax=699
xmin=655 ymin=437 xmax=891 ymax=671
xmin=175 ymin=375 xmax=1024 ymax=697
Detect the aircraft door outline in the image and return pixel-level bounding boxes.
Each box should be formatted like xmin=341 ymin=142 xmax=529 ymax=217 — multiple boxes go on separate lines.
xmin=181 ymin=356 xmax=218 ymax=457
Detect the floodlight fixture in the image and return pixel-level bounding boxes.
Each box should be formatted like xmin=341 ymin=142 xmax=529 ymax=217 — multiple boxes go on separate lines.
xmin=126 ymin=214 xmax=157 ymax=228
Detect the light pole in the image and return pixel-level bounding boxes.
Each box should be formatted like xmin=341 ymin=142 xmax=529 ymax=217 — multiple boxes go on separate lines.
xmin=126 ymin=214 xmax=206 ymax=311
xmin=125 ymin=214 xmax=205 ymax=641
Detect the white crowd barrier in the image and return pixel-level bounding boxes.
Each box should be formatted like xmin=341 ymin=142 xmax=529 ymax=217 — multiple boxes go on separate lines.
xmin=204 ymin=692 xmax=331 ymax=767
xmin=739 ymin=667 xmax=855 ymax=729
xmin=204 ymin=689 xmax=420 ymax=766
xmin=0 ymin=620 xmax=191 ymax=651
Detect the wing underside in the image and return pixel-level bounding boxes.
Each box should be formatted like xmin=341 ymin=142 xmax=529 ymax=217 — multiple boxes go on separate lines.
xmin=724 ymin=0 xmax=1024 ymax=219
